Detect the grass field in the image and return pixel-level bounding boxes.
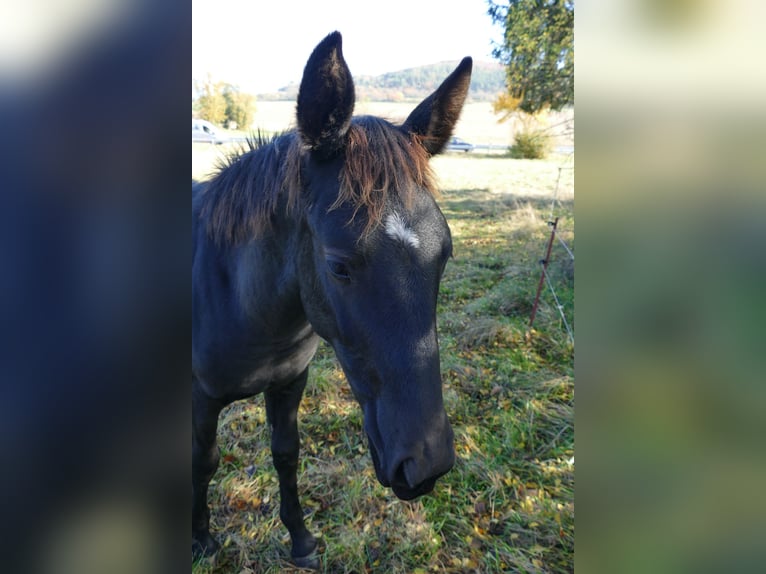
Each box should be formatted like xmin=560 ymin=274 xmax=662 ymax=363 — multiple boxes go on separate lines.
xmin=192 ymin=144 xmax=574 ymax=573
xmin=193 ymin=101 xmax=573 ymax=156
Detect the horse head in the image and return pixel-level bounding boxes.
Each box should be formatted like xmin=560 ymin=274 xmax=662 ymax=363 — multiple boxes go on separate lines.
xmin=295 ymin=32 xmax=472 ymax=500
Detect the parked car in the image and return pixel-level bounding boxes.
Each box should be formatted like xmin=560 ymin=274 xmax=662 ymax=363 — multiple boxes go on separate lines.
xmin=193 ymin=119 xmax=227 ymax=144
xmin=446 ymin=136 xmax=475 ymax=152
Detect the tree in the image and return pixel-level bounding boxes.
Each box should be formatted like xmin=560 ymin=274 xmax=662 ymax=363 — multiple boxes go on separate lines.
xmin=488 ymin=0 xmax=574 ymax=115
xmin=194 ymin=76 xmax=227 ymax=125
xmin=193 ymin=77 xmax=256 ymax=128
xmin=222 ymin=85 xmax=255 ymax=129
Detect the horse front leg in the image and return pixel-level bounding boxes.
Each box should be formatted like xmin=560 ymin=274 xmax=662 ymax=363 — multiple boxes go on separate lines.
xmin=192 ymin=380 xmax=226 ymax=558
xmin=265 ymin=369 xmax=318 ymax=569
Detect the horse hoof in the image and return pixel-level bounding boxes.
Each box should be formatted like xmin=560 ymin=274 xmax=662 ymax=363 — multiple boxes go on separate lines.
xmin=192 ymin=532 xmax=220 ymax=559
xmin=292 ymin=551 xmax=320 ymax=570
xmin=291 ymin=533 xmax=319 ymax=569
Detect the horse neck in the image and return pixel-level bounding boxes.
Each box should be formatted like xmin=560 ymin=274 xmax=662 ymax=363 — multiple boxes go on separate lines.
xmin=234 ymin=214 xmax=313 ymax=325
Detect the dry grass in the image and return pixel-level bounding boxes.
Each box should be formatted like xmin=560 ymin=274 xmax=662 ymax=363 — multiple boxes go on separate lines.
xmin=242 ymin=101 xmax=563 ymax=147
xmin=192 ymin=102 xmax=574 ymax=183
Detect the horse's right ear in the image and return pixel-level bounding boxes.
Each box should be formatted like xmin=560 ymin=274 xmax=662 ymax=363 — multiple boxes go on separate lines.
xmin=296 ymin=31 xmax=355 ymax=159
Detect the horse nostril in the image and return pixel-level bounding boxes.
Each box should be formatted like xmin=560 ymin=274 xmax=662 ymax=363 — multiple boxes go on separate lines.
xmin=401 ymin=458 xmax=419 ymax=489
xmin=389 ymin=457 xmax=442 ymax=500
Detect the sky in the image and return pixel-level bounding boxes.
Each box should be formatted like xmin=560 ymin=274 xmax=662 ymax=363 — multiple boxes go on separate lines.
xmin=192 ymin=0 xmax=502 ymax=93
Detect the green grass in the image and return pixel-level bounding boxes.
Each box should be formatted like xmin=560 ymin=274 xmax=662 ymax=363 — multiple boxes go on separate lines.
xmin=192 ymin=150 xmax=574 ymax=573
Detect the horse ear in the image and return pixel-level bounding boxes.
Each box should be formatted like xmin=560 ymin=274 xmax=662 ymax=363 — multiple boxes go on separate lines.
xmin=403 ymin=57 xmax=472 ymax=155
xmin=296 ymin=31 xmax=355 ymax=159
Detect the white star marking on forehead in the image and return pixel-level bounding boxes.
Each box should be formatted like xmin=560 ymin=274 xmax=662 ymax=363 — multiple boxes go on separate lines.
xmin=384 ymin=212 xmax=420 ymax=249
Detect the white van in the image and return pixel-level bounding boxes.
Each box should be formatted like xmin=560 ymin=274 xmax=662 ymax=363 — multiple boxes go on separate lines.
xmin=192 ymin=119 xmax=227 ymax=144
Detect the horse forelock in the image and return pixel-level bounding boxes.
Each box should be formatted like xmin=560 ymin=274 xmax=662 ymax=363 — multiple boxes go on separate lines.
xmin=335 ymin=116 xmax=437 ymax=237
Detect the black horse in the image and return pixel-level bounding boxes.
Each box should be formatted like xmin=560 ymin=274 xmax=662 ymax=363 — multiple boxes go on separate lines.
xmin=192 ymin=31 xmax=472 ymax=567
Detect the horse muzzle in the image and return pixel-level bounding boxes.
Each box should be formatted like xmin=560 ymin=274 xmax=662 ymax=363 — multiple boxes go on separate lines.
xmin=366 ymin=418 xmax=455 ymax=501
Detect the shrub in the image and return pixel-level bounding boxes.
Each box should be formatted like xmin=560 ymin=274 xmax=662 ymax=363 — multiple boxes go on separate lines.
xmin=509 ymin=130 xmax=549 ymax=159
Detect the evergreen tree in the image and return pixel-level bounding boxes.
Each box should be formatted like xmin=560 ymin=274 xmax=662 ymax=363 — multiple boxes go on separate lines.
xmin=488 ymin=0 xmax=574 ymax=114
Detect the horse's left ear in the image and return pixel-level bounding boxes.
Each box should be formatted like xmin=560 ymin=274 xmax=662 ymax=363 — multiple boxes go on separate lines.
xmin=403 ymin=57 xmax=472 ymax=155
xmin=296 ymin=31 xmax=355 ymax=159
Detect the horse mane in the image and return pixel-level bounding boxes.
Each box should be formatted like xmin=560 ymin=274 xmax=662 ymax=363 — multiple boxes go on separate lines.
xmin=197 ymin=131 xmax=302 ymax=245
xmin=199 ymin=117 xmax=437 ymax=245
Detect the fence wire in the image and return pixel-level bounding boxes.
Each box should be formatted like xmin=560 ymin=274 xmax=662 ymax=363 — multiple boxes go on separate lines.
xmin=529 ymin=159 xmax=574 ymax=345
xmin=540 ymin=262 xmax=574 ymax=346
xmin=549 ymin=166 xmax=574 ymax=220
xmin=555 ymin=230 xmax=575 ymax=261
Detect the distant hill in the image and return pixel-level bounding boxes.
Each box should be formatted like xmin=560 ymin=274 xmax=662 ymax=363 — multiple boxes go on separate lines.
xmin=258 ymin=60 xmax=505 ymax=103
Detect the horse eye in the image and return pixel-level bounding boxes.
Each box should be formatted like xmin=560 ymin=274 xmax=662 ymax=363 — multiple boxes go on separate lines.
xmin=326 ymin=258 xmax=351 ymax=281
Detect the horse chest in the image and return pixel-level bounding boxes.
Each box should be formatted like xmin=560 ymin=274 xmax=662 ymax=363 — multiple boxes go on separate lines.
xmin=194 ymin=322 xmax=319 ymax=399
xmin=240 ymin=328 xmax=320 ymax=394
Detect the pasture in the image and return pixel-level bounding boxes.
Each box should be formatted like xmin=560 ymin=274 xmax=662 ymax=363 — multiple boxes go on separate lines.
xmin=192 ymin=101 xmax=573 ymax=164
xmin=192 ymin=140 xmax=574 ymax=573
